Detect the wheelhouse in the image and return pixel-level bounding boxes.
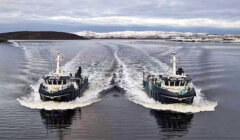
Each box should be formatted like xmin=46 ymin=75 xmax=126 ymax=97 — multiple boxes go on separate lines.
xmin=44 ymin=76 xmax=71 ymax=86
xmin=163 ymin=79 xmax=189 ymax=87
xmin=41 ymin=75 xmax=74 ymax=93
xmin=160 ymin=76 xmax=191 ymax=87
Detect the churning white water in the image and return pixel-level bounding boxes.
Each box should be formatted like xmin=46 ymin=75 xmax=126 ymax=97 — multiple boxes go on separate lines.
xmin=17 ymin=41 xmax=114 ymax=110
xmin=16 ymin=40 xmax=217 ymax=112
xmin=112 ymin=44 xmax=217 ymax=113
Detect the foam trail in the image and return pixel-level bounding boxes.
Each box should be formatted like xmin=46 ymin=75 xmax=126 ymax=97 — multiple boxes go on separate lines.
xmin=9 ymin=40 xmax=21 ymax=47
xmin=126 ymin=43 xmax=171 ymax=75
xmin=127 ymin=86 xmax=217 ymax=113
xmin=114 ymin=45 xmax=217 ymax=113
xmin=17 ymin=74 xmax=102 ymax=110
xmin=18 ymin=45 xmax=114 ymax=110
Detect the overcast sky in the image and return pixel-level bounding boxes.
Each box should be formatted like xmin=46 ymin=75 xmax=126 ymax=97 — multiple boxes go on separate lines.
xmin=0 ymin=0 xmax=240 ymax=33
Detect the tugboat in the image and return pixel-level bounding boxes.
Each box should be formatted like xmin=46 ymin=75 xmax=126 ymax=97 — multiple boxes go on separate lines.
xmin=39 ymin=53 xmax=88 ymax=102
xmin=143 ymin=53 xmax=196 ymax=104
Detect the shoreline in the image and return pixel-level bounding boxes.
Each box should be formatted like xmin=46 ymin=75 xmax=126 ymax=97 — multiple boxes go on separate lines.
xmin=0 ymin=31 xmax=240 ymax=43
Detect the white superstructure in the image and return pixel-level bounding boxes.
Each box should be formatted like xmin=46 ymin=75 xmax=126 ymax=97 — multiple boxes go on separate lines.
xmin=143 ymin=53 xmax=194 ymax=95
xmin=41 ymin=53 xmax=80 ymax=93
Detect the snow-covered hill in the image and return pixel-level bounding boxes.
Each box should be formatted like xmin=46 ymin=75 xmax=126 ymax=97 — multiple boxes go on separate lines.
xmin=75 ymin=31 xmax=240 ymax=43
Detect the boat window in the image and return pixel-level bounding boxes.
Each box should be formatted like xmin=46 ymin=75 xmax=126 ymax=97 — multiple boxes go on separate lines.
xmin=53 ymin=80 xmax=57 ymax=85
xmin=48 ymin=80 xmax=52 ymax=85
xmin=58 ymin=80 xmax=61 ymax=85
xmin=170 ymin=81 xmax=174 ymax=86
xmin=175 ymin=80 xmax=179 ymax=86
xmin=63 ymin=80 xmax=67 ymax=85
xmin=180 ymin=81 xmax=185 ymax=86
xmin=165 ymin=81 xmax=169 ymax=86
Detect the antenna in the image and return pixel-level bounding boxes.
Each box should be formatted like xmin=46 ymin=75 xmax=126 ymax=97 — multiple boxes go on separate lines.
xmin=172 ymin=52 xmax=176 ymax=76
xmin=56 ymin=53 xmax=60 ymax=74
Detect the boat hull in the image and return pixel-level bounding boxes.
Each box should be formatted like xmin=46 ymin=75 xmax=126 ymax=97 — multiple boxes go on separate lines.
xmin=39 ymin=80 xmax=88 ymax=102
xmin=143 ymin=81 xmax=196 ymax=104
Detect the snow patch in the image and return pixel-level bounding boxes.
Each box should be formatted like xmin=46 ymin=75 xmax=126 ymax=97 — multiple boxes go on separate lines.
xmin=75 ymin=31 xmax=240 ymax=43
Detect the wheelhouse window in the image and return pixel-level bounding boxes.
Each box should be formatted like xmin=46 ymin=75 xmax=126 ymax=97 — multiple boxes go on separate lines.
xmin=170 ymin=81 xmax=174 ymax=86
xmin=53 ymin=80 xmax=57 ymax=85
xmin=165 ymin=81 xmax=169 ymax=86
xmin=58 ymin=80 xmax=61 ymax=85
xmin=63 ymin=79 xmax=67 ymax=85
xmin=175 ymin=80 xmax=180 ymax=86
xmin=48 ymin=80 xmax=52 ymax=85
xmin=180 ymin=81 xmax=185 ymax=86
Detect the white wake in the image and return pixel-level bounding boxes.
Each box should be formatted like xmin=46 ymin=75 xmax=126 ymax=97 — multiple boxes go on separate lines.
xmin=17 ymin=43 xmax=113 ymax=110
xmin=113 ymin=45 xmax=217 ymax=113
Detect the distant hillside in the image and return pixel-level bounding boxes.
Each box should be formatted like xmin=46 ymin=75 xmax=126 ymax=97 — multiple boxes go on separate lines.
xmin=76 ymin=31 xmax=240 ymax=43
xmin=0 ymin=31 xmax=86 ymax=40
xmin=0 ymin=38 xmax=7 ymax=43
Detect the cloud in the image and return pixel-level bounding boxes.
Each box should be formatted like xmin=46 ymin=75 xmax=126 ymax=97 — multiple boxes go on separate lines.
xmin=0 ymin=0 xmax=240 ymax=32
xmin=38 ymin=16 xmax=240 ymax=29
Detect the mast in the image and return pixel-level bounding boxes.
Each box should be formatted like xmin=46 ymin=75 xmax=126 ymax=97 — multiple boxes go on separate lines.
xmin=56 ymin=53 xmax=60 ymax=75
xmin=172 ymin=52 xmax=176 ymax=76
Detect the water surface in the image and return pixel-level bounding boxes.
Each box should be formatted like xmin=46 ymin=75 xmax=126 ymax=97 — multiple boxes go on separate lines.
xmin=0 ymin=40 xmax=239 ymax=139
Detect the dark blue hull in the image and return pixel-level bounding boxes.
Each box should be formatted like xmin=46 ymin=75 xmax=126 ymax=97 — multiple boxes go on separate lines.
xmin=143 ymin=81 xmax=196 ymax=104
xmin=39 ymin=79 xmax=88 ymax=102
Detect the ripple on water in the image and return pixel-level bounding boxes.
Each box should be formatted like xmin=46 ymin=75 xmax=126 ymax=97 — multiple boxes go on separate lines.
xmin=17 ymin=43 xmax=115 ymax=110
